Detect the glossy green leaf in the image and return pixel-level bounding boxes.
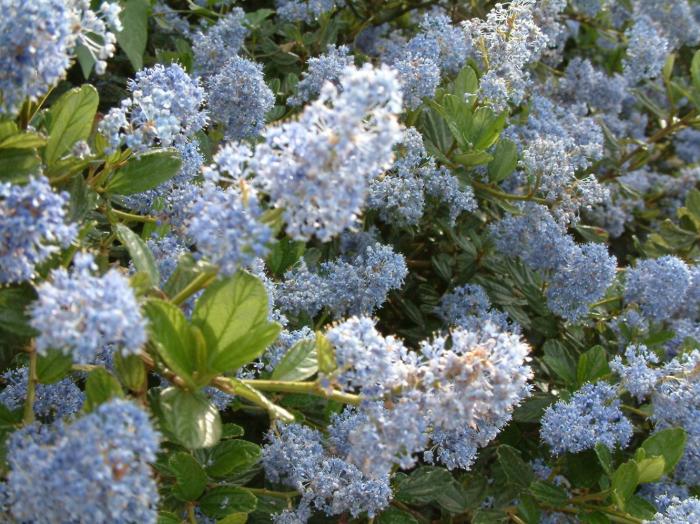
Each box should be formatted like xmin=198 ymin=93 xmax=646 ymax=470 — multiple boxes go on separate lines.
xmin=144 ymin=299 xmax=199 ymax=388
xmin=84 ymin=368 xmax=124 ymax=412
xmin=577 ymin=346 xmax=610 ymax=386
xmin=116 ymin=0 xmax=150 ymax=71
xmin=192 ymin=271 xmax=281 ymax=373
xmin=105 ymin=149 xmax=182 ymax=195
xmin=641 ymin=428 xmax=687 ymax=474
xmin=159 ymin=387 xmax=222 ymax=449
xmin=205 ymin=439 xmax=261 ymax=478
xmin=271 ymin=338 xmax=317 ymax=381
xmin=497 ymin=445 xmax=534 ymax=489
xmin=44 ymin=85 xmax=98 ymax=165
xmin=199 ymin=487 xmax=257 ymax=518
xmin=169 ymin=452 xmax=208 ymax=501
xmin=612 ymin=460 xmax=639 ymax=509
xmin=488 ymin=139 xmax=518 ymax=183
xmin=36 ymin=350 xmax=73 ymax=384
xmin=115 ymin=224 xmax=160 ymax=286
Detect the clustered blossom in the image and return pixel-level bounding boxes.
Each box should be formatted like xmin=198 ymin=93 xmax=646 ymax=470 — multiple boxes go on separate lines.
xmin=317 ymin=319 xmax=531 ymax=477
xmin=277 ymin=242 xmax=407 ymax=318
xmin=624 ymin=256 xmax=691 ymax=322
xmin=275 ymin=0 xmax=344 ymax=23
xmin=368 ymin=128 xmax=477 ymax=225
xmin=648 ymin=496 xmax=700 ymax=524
xmin=491 ymin=203 xmax=616 ymax=321
xmin=289 ymin=45 xmax=354 ymax=106
xmin=0 ymin=368 xmax=84 ymax=420
xmin=623 ymin=15 xmax=669 ymax=83
xmin=29 ymin=253 xmax=147 ymax=364
xmin=263 ymin=423 xmax=391 ymax=520
xmin=4 ymin=400 xmax=159 ymax=524
xmin=463 ymin=0 xmax=548 ymax=110
xmin=187 ymin=182 xmax=273 ymax=276
xmin=436 ymin=283 xmax=515 ymax=332
xmin=99 ymin=63 xmax=208 ymax=152
xmin=250 ymin=64 xmax=403 ymax=240
xmin=206 ymin=56 xmax=275 ymax=141
xmin=541 ymin=382 xmax=633 ymax=455
xmin=0 ymin=176 xmax=76 ymax=284
xmin=0 ymin=0 xmax=121 ymax=113
xmin=192 ymin=8 xmax=249 ymax=77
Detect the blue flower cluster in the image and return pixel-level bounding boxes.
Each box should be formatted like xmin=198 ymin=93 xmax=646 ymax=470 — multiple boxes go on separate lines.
xmin=192 ymin=8 xmax=249 ymax=77
xmin=263 ymin=422 xmax=391 ymax=520
xmin=491 ymin=203 xmax=616 ymax=321
xmin=289 ymin=45 xmax=354 ymax=106
xmin=464 ymin=0 xmax=548 ymax=110
xmin=99 ymin=64 xmax=208 ymax=152
xmin=204 ymin=56 xmax=274 ymax=142
xmin=541 ymin=382 xmax=633 ymax=455
xmin=4 ymin=399 xmax=160 ymax=524
xmin=30 ymin=253 xmax=147 ymax=364
xmin=0 ymin=0 xmax=121 ymax=113
xmin=0 ymin=176 xmax=76 ymax=284
xmin=187 ymin=182 xmax=272 ymax=276
xmin=0 ymin=368 xmax=84 ymax=420
xmin=249 ymin=64 xmax=403 ymax=241
xmin=277 ymin=242 xmax=407 ymax=318
xmin=624 ymin=256 xmax=691 ymax=322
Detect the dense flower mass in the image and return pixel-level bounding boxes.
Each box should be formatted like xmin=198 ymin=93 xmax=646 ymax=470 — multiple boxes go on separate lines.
xmin=541 ymin=382 xmax=633 ymax=455
xmin=0 ymin=0 xmax=121 ymax=113
xmin=99 ymin=63 xmax=207 ymax=152
xmin=5 ymin=0 xmax=700 ymax=522
xmin=4 ymin=400 xmax=159 ymax=524
xmin=29 ymin=253 xmax=147 ymax=364
xmin=0 ymin=176 xmax=76 ymax=284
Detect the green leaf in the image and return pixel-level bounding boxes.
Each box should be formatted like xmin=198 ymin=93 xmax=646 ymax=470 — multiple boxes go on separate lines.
xmin=691 ymin=50 xmax=700 ymax=93
xmin=488 ymin=139 xmax=518 ymax=183
xmin=626 ymin=495 xmax=658 ymax=520
xmin=0 ymin=132 xmax=45 ymax=150
xmin=84 ymin=368 xmax=124 ymax=412
xmin=497 ymin=445 xmax=534 ymax=489
xmin=116 ymin=0 xmax=150 ymax=71
xmin=377 ymin=507 xmax=419 ymax=524
xmin=192 ymin=271 xmax=281 ymax=373
xmin=216 ymin=514 xmax=248 ymax=524
xmin=105 ymin=149 xmax=182 ymax=195
xmin=113 ymin=353 xmax=147 ymax=392
xmin=36 ymin=350 xmax=73 ymax=384
xmin=316 ymin=332 xmax=337 ymax=374
xmin=226 ymin=379 xmax=295 ymax=422
xmin=529 ymin=481 xmax=568 ymax=507
xmin=199 ymin=487 xmax=257 ymax=518
xmin=115 ymin=224 xmax=160 ymax=286
xmin=595 ymin=442 xmax=614 ymax=476
xmin=542 ymin=340 xmax=577 ymax=384
xmin=271 ymin=338 xmax=317 ymax=381
xmin=157 ymin=512 xmax=182 ymax=524
xmin=641 ymin=428 xmax=687 ymax=474
xmin=169 ymin=452 xmax=208 ymax=501
xmin=0 ymin=287 xmax=37 ymax=337
xmin=577 ymin=346 xmax=610 ymax=386
xmin=396 ymin=466 xmax=468 ymax=513
xmin=266 ymin=238 xmax=305 ymax=276
xmin=0 ymin=148 xmax=41 ymax=182
xmin=452 ymin=65 xmax=479 ymax=96
xmin=159 ymin=387 xmax=222 ymax=449
xmin=44 ymin=85 xmax=98 ymax=165
xmin=205 ymin=439 xmax=261 ymax=478
xmin=636 ymin=455 xmax=665 ymax=484
xmin=75 ymin=43 xmax=97 ymax=78
xmin=612 ymin=460 xmax=639 ymax=509
xmin=145 ymin=299 xmax=200 ymax=388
